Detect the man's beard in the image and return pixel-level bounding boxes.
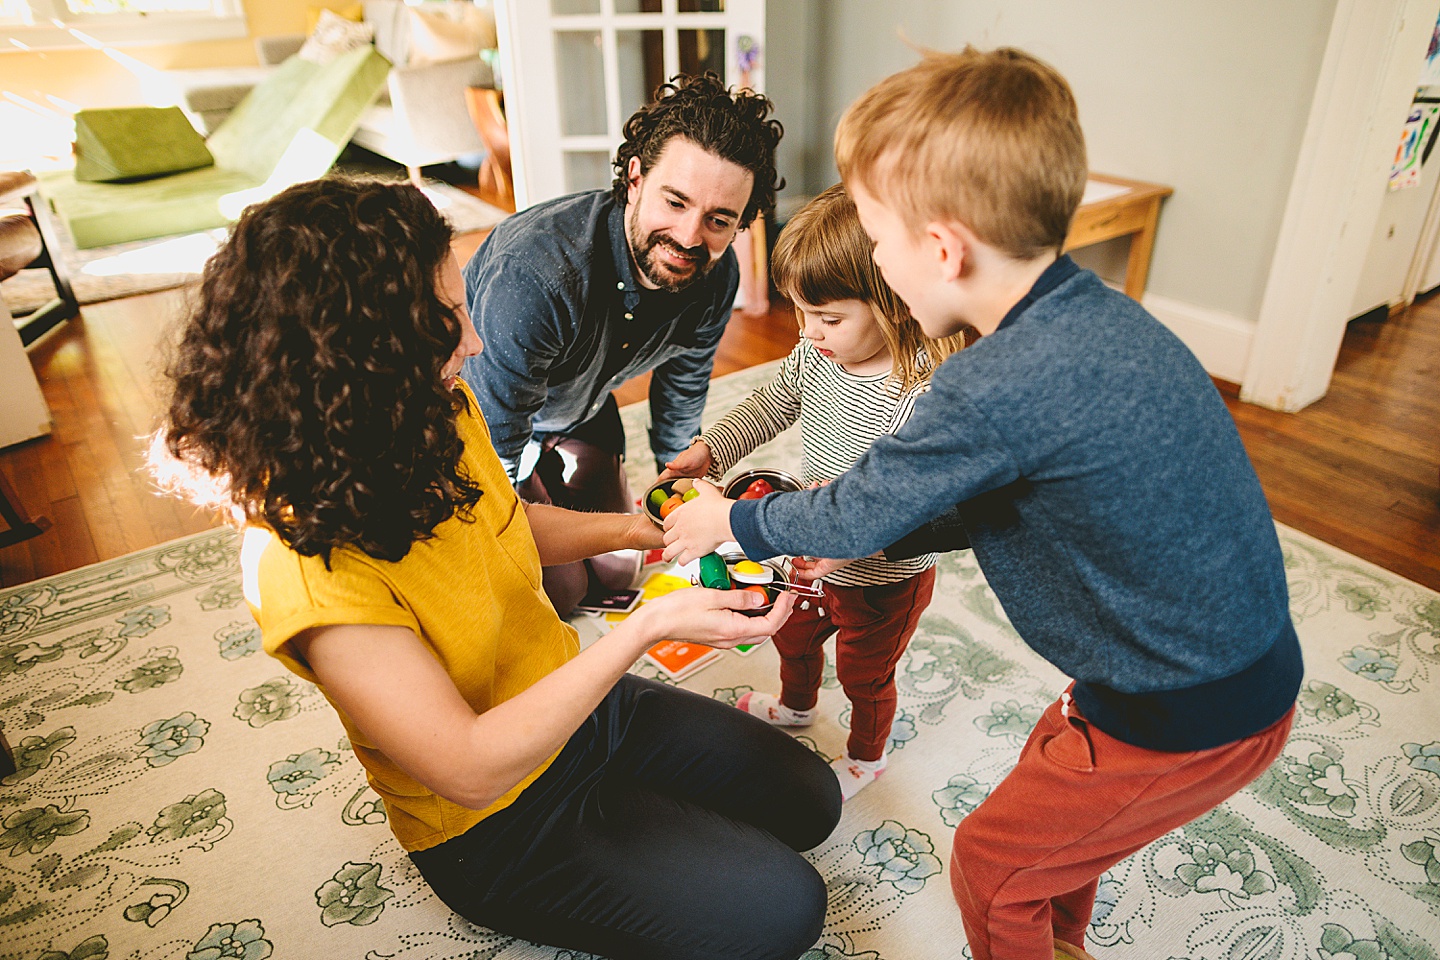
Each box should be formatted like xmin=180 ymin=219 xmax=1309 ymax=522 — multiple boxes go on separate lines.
xmin=627 ymin=215 xmax=713 ymax=293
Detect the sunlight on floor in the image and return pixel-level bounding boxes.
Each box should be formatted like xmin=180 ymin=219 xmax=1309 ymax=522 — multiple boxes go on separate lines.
xmin=79 ymin=230 xmax=221 ymax=278
xmin=419 ymin=184 xmax=456 ymax=212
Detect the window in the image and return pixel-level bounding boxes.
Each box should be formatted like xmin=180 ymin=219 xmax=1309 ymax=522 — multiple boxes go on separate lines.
xmin=1 ymin=0 xmax=247 ymax=49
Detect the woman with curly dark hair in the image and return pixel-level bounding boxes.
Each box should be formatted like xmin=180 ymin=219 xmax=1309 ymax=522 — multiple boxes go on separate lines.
xmin=152 ymin=177 xmax=840 ymax=960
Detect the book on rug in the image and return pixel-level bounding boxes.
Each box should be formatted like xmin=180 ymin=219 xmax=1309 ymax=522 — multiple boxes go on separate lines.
xmin=573 ymin=585 xmax=642 ymax=616
xmin=643 ymin=640 xmax=722 ymax=681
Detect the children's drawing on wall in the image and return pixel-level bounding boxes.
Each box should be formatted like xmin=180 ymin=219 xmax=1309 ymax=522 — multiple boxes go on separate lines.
xmin=736 ymin=34 xmax=760 ymax=91
xmin=1421 ymin=12 xmax=1440 ymax=85
xmin=1389 ymin=103 xmax=1440 ymax=191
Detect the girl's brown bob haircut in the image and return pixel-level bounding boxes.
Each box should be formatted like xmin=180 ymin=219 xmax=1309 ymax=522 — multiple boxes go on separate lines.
xmin=771 ymin=184 xmax=964 ymax=393
xmin=835 ymin=46 xmax=1087 ymax=260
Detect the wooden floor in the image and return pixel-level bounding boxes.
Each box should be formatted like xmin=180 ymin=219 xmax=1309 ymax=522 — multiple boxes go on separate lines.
xmin=3 ymin=235 xmax=1438 ymax=593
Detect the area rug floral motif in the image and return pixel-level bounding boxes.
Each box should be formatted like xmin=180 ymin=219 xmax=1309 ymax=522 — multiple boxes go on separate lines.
xmin=2 ymin=360 xmax=1437 ymax=960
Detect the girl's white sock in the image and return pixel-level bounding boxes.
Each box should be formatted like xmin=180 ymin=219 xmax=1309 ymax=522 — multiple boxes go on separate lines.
xmin=830 ymin=751 xmax=887 ymax=801
xmin=735 ymin=691 xmax=815 ymax=727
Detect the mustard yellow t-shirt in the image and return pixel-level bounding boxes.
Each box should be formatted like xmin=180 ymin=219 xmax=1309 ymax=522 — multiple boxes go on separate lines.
xmin=243 ymin=379 xmax=580 ymax=852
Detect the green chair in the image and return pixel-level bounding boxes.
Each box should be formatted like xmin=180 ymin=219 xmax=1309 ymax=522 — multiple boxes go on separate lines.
xmin=38 ymin=45 xmax=389 ymax=249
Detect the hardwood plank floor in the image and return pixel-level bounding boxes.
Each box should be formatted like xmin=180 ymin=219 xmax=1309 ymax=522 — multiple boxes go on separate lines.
xmin=1220 ymin=299 xmax=1439 ymax=590
xmin=4 ymin=244 xmax=1437 ymax=594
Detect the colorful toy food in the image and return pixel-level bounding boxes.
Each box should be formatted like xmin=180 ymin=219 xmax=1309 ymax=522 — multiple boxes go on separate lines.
xmin=682 ymin=488 xmax=700 ymax=501
xmin=737 ymin=478 xmax=774 ymax=500
xmin=658 ymin=494 xmax=685 ymax=519
xmin=697 ymin=552 xmax=733 ymax=589
xmin=729 ymin=560 xmax=774 ymax=584
xmin=672 ymin=478 xmax=694 ymax=493
xmin=741 ymin=584 xmax=770 ymax=599
xmin=648 ymin=487 xmax=670 ymax=509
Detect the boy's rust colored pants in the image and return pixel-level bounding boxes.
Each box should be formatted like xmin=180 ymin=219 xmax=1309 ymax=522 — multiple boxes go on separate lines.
xmin=774 ymin=568 xmax=935 ymax=762
xmin=950 ymin=688 xmax=1294 ymax=960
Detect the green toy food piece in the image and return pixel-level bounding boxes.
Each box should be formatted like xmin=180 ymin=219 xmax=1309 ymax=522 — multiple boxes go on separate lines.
xmin=682 ymin=488 xmax=700 ymax=501
xmin=697 ymin=552 xmax=732 ymax=589
xmin=649 ymin=487 xmax=670 ymax=509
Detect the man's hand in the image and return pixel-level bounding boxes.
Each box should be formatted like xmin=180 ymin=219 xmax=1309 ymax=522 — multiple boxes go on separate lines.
xmin=656 ymin=441 xmax=714 ymax=484
xmin=662 ymin=479 xmax=735 ymax=565
xmin=627 ymin=585 xmax=795 ymax=650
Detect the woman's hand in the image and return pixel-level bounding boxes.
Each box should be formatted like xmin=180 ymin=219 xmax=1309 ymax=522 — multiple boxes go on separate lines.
xmin=623 ymin=510 xmax=664 ymax=551
xmin=625 ymin=583 xmax=795 ymax=649
xmin=656 ymin=441 xmax=714 ymax=484
xmin=661 ymin=480 xmax=735 ymax=565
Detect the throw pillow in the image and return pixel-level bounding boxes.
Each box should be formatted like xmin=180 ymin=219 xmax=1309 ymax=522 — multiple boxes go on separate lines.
xmin=299 ymin=8 xmax=374 ymax=65
xmin=406 ymin=4 xmax=496 ymax=65
xmin=306 ymin=2 xmax=364 ymax=35
xmin=73 ymin=106 xmax=215 ymax=183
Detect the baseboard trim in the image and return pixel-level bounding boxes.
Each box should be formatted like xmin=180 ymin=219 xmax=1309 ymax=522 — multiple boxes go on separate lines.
xmin=1142 ymin=293 xmax=1255 ymax=385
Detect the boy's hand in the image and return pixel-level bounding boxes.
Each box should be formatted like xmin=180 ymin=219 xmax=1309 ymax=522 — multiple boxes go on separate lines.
xmin=662 ymin=480 xmax=735 ymax=565
xmin=656 ymin=441 xmax=714 ymax=483
xmin=628 ymin=586 xmax=795 ymax=649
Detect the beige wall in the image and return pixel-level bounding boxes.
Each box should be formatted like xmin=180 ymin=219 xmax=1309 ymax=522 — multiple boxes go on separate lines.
xmin=767 ymin=0 xmax=1339 ymax=329
xmin=0 ymin=0 xmax=351 ymax=108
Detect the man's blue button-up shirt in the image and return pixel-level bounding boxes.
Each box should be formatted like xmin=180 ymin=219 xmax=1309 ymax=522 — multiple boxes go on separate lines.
xmin=461 ymin=189 xmax=739 ymax=481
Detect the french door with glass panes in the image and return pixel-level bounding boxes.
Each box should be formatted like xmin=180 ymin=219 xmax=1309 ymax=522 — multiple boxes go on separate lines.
xmin=494 ymin=0 xmax=765 ymax=210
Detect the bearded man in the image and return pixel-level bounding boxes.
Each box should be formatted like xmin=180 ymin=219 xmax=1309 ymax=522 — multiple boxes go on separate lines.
xmin=461 ymin=73 xmax=783 ymax=615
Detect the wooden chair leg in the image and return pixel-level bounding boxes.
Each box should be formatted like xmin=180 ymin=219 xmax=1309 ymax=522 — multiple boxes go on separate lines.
xmin=0 ymin=728 xmax=15 ymax=780
xmin=16 ymin=193 xmax=80 ymax=348
xmin=0 ymin=470 xmax=50 ymax=548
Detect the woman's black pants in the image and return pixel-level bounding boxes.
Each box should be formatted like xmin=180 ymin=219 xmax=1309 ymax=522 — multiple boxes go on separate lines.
xmin=410 ymin=674 xmax=843 ymax=960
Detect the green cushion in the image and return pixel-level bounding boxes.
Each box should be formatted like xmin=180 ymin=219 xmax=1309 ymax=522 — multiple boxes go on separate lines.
xmin=207 ymin=44 xmax=390 ymax=182
xmin=73 ymin=106 xmax=214 ymax=182
xmin=38 ymin=166 xmax=261 ymax=249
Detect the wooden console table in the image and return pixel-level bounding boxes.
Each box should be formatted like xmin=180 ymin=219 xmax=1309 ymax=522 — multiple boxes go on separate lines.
xmin=1064 ymin=173 xmax=1173 ymax=300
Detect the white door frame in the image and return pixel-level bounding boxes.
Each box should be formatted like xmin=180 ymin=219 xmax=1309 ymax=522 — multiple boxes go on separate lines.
xmin=1243 ymin=0 xmax=1439 ymax=411
xmin=495 ymin=0 xmax=766 ymax=212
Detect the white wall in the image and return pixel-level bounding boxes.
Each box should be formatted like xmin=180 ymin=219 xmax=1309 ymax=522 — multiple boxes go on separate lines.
xmin=766 ymin=0 xmax=1339 ymax=379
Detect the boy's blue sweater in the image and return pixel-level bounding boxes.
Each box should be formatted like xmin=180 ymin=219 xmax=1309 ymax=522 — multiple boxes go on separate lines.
xmin=731 ymin=256 xmax=1302 ymax=751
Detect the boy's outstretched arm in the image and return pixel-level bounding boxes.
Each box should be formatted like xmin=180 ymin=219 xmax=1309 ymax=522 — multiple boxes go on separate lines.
xmin=880 ymin=503 xmax=971 ymax=560
xmin=720 ymin=370 xmax=1017 ymax=564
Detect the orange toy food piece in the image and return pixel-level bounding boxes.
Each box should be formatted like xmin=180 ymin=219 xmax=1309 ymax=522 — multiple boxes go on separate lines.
xmin=658 ymin=494 xmax=685 ymax=519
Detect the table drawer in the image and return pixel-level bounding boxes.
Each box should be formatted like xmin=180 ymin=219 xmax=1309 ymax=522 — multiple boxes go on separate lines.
xmin=1064 ymin=198 xmax=1151 ymax=251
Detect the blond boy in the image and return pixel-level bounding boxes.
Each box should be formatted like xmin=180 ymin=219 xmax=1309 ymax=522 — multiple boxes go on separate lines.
xmin=664 ymin=47 xmax=1300 ymax=960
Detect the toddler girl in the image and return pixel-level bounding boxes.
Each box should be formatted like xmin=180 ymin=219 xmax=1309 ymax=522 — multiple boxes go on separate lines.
xmin=660 ymin=184 xmax=964 ymax=799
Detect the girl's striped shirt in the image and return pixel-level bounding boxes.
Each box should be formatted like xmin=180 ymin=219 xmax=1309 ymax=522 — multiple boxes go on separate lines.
xmin=698 ymin=341 xmax=938 ymax=587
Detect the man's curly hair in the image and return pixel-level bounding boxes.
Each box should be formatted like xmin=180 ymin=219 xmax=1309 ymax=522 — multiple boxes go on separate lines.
xmin=611 ymin=72 xmax=783 ymax=228
xmin=154 ymin=177 xmax=483 ymax=565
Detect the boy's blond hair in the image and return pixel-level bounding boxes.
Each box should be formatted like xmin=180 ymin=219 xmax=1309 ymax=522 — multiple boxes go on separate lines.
xmin=835 ymin=46 xmax=1087 ymax=260
xmin=772 ymin=184 xmax=965 ymax=393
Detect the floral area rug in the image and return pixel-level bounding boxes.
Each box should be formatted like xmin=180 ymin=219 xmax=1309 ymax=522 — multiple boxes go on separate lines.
xmin=2 ymin=358 xmax=1438 ymax=960
xmin=0 ymin=181 xmax=507 ymax=315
